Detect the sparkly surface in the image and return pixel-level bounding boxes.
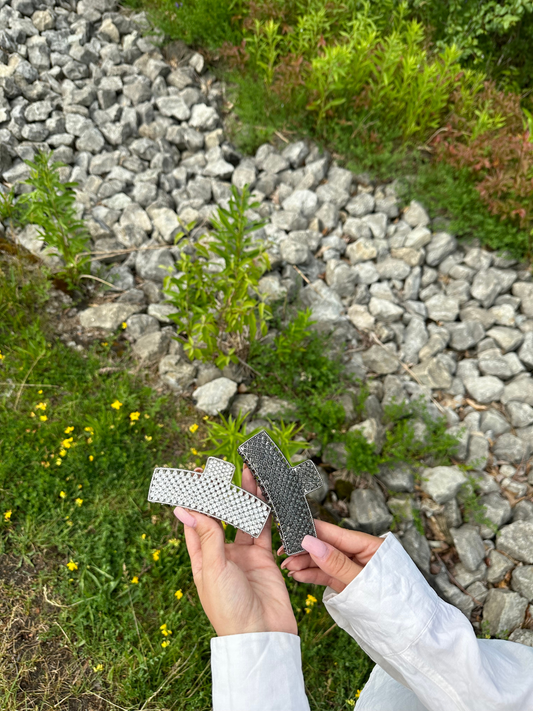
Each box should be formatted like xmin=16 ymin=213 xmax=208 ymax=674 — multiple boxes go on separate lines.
xmin=147 ymin=456 xmax=271 ymax=538
xmin=238 ymin=431 xmax=322 ymax=556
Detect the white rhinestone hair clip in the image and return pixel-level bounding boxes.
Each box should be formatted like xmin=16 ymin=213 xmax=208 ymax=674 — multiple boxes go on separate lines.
xmin=238 ymin=430 xmax=323 ymax=556
xmin=148 ymin=456 xmax=271 ymax=538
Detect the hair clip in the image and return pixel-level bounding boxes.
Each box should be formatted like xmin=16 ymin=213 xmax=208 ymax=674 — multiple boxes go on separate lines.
xmin=148 ymin=456 xmax=271 ymax=538
xmin=238 ymin=430 xmax=323 ymax=556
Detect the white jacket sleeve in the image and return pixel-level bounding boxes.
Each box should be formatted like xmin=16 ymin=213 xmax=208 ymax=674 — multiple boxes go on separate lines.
xmin=211 ymin=631 xmax=311 ymax=711
xmin=323 ymin=532 xmax=533 ymax=711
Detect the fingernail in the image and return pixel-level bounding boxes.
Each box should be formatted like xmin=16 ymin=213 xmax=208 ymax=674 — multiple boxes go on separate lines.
xmin=280 ymin=560 xmax=289 ymax=570
xmin=277 ymin=546 xmax=284 ymax=556
xmin=301 ymin=535 xmax=327 ymax=559
xmin=174 ymin=507 xmax=197 ymax=528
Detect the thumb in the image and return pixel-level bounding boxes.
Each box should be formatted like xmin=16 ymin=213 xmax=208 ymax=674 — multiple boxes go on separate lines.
xmin=301 ymin=535 xmax=363 ymax=592
xmin=175 ymin=507 xmax=226 ymax=575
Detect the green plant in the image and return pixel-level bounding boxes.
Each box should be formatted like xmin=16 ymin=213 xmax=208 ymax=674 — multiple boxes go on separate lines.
xmin=345 ymin=431 xmax=379 ymax=475
xmin=163 ymin=186 xmax=270 ymax=368
xmin=15 ymin=151 xmax=90 ymax=285
xmin=459 ymin=475 xmax=496 ymax=531
xmin=202 ymin=413 xmax=307 ymax=485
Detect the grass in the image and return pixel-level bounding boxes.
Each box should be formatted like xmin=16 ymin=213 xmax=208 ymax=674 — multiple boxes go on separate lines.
xmin=0 ymin=248 xmax=373 ymax=709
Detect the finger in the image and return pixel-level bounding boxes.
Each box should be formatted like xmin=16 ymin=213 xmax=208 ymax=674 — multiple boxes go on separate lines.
xmin=175 ymin=507 xmax=203 ymax=576
xmin=314 ymin=520 xmax=383 ymax=562
xmin=301 ymin=535 xmax=363 ymax=588
xmin=277 ymin=545 xmax=285 ymax=556
xmin=234 ymin=466 xmax=262 ymax=546
xmin=176 ymin=506 xmax=227 ymax=575
xmin=281 ymin=553 xmax=318 ymax=572
xmin=289 ymin=568 xmax=344 ymax=591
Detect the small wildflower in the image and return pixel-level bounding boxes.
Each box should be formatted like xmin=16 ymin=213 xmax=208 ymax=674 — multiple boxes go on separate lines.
xmin=122 ymin=322 xmax=127 ymax=329
xmin=59 ymin=449 xmax=67 ymax=457
xmin=355 ymin=690 xmax=361 ymax=700
xmin=101 ymin=342 xmax=108 ymax=346
xmin=145 ymin=435 xmax=152 ymax=442
xmin=175 ymin=589 xmax=184 ymax=600
xmin=93 ymin=664 xmax=104 ymax=672
xmin=0 ymin=350 xmax=4 ymax=361
xmin=190 ymin=447 xmax=198 ymax=455
xmin=84 ymin=426 xmax=94 ymax=434
xmin=202 ymin=415 xmax=209 ymax=421
xmin=38 ymin=389 xmax=42 ymax=394
xmin=129 ymin=411 xmax=140 ymax=422
xmin=152 ymin=549 xmax=160 ymax=561
xmin=40 ymin=415 xmax=48 ymax=422
xmin=141 ymin=533 xmax=146 ymax=539
xmin=160 ymin=623 xmax=173 ymax=636
xmin=62 ymin=437 xmax=73 ymax=449
xmin=346 ymin=701 xmax=355 ymax=707
xmin=4 ymin=510 xmax=12 ymax=521
xmin=75 ymin=498 xmax=83 ymax=507
xmin=87 ymin=437 xmax=93 ymax=443
xmin=189 ymin=423 xmax=198 ymax=433
xmin=41 ymin=461 xmax=50 ymax=468
xmin=161 ymin=640 xmax=170 ymax=648
xmin=30 ymin=411 xmax=35 ymax=418
xmin=64 ymin=426 xmax=74 ymax=434
xmin=89 ymin=455 xmax=94 ymax=462
xmin=67 ymin=560 xmax=78 ymax=571
xmin=305 ymin=608 xmax=311 ymax=614
xmin=168 ymin=538 xmax=180 ymax=547
xmin=60 ymin=491 xmax=66 ymax=499
xmin=131 ymin=576 xmax=139 ymax=584
xmin=56 ymin=459 xmax=62 ymax=466
xmin=111 ymin=400 xmax=122 ymax=410
xmin=36 ymin=402 xmax=47 ymax=411
xmin=78 ymin=484 xmax=82 ymax=489
xmin=144 ymin=413 xmax=150 ymax=419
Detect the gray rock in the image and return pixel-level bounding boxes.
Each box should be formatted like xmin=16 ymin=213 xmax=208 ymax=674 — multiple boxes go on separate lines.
xmin=487 ymin=327 xmax=524 ymax=353
xmin=369 ymin=297 xmax=404 ymax=323
xmin=425 ymin=233 xmax=456 ymax=267
xmin=497 ymin=521 xmax=533 ymax=563
xmin=487 ymin=549 xmax=515 ymax=584
xmin=466 ymin=434 xmax=490 ymax=469
xmin=151 ymin=208 xmax=181 ymax=244
xmin=483 ymin=589 xmax=528 ymax=636
xmin=509 ymin=628 xmax=533 ymax=647
xmin=352 ymin=261 xmax=380 ymax=284
xmin=256 ymin=396 xmax=295 ymax=420
xmin=79 ymin=303 xmax=141 ymax=330
xmin=435 ymin=571 xmax=475 ymax=618
xmin=411 ymin=356 xmax=453 ymax=389
xmin=480 ymin=409 xmax=511 ymax=436
xmin=349 ymin=489 xmax=392 ymax=535
xmin=513 ymin=500 xmax=533 ymax=523
xmin=147 ymin=303 xmax=176 ymax=324
xmin=281 ymin=141 xmax=309 ymax=168
xmin=451 ymin=524 xmax=486 ymax=572
xmin=493 ymin=433 xmax=531 ymax=464
xmin=132 ymin=330 xmax=171 ymax=361
xmin=464 ymin=376 xmax=504 ymax=404
xmin=346 ymin=193 xmax=375 ymax=217
xmin=325 ymin=261 xmax=357 ymax=298
xmin=280 ymin=235 xmax=311 ymax=265
xmin=347 ymin=304 xmax=375 ymax=331
xmin=156 ymin=96 xmax=190 ymax=121
xmin=426 ymin=294 xmax=459 ymax=322
xmin=446 ymin=321 xmax=485 ymax=351
xmin=453 ymin=560 xmax=487 ymax=588
xmin=479 ymin=492 xmax=512 ymax=537
xmin=401 ymin=525 xmax=431 ymax=572
xmin=125 ymin=314 xmax=159 ymax=340
xmin=192 ymin=377 xmax=237 ymax=416
xmin=299 ymin=280 xmax=344 ymax=322
xmin=135 ymin=247 xmax=174 ymax=283
xmin=229 ymin=393 xmax=259 ymax=420
xmin=321 ymin=442 xmax=348 ymax=468
xmin=257 ymin=273 xmax=288 ymax=303
xmin=518 ymin=332 xmax=533 ymax=369
xmin=375 ymin=258 xmax=410 ymax=280
xmin=158 ymin=356 xmax=197 ymax=392
xmin=346 ymin=238 xmax=377 ymax=264
xmin=403 ymin=200 xmax=430 ymax=228
xmin=344 ymin=217 xmax=372 ymax=241
xmin=511 ymin=566 xmax=533 ymax=602
xmin=377 ymin=464 xmax=415 ymax=493
xmin=189 ymin=104 xmax=218 ymax=131
xmin=361 ymin=345 xmax=399 ymax=375
xmin=420 ymin=465 xmax=467 ymax=504
xmin=282 ymin=189 xmax=318 ymax=218
xmin=471 ymin=269 xmax=501 ymax=308
xmin=502 ymin=375 xmax=533 ymax=406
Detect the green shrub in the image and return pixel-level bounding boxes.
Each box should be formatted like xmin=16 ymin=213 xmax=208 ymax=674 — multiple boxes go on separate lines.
xmin=163 ymin=186 xmax=270 ymax=368
xmin=345 ymin=431 xmax=379 ymax=476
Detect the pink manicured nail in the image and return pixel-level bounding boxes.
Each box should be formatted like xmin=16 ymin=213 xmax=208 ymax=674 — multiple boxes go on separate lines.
xmin=277 ymin=546 xmax=285 ymax=556
xmin=174 ymin=507 xmax=197 ymax=528
xmin=301 ymin=535 xmax=327 ymax=559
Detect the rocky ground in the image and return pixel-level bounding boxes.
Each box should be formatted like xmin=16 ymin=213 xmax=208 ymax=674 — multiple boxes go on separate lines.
xmin=1 ymin=0 xmax=533 ymax=645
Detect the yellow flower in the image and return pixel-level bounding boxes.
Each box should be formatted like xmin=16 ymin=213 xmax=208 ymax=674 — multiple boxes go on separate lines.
xmin=160 ymin=623 xmax=173 ymax=636
xmin=60 ymin=491 xmax=66 ymax=499
xmin=111 ymin=400 xmax=122 ymax=410
xmin=62 ymin=437 xmax=73 ymax=449
xmin=87 ymin=437 xmax=93 ymax=443
xmin=67 ymin=560 xmax=78 ymax=571
xmin=141 ymin=533 xmax=146 ymax=539
xmin=78 ymin=484 xmax=82 ymax=489
xmin=306 ymin=594 xmax=317 ymax=605
xmin=355 ymin=690 xmax=361 ymax=699
xmin=122 ymin=322 xmax=127 ymax=329
xmin=168 ymin=538 xmax=180 ymax=547
xmin=189 ymin=423 xmax=199 ymax=433
xmin=38 ymin=389 xmax=42 ymax=394
xmin=56 ymin=459 xmax=62 ymax=466
xmin=190 ymin=447 xmax=198 ymax=455
xmin=145 ymin=435 xmax=152 ymax=442
xmin=59 ymin=449 xmax=67 ymax=457
xmin=64 ymin=426 xmax=74 ymax=434
xmin=40 ymin=415 xmax=48 ymax=422
xmin=144 ymin=413 xmax=150 ymax=419
xmin=202 ymin=415 xmax=209 ymax=421
xmin=161 ymin=640 xmax=170 ymax=648
xmin=85 ymin=426 xmax=94 ymax=434
xmin=30 ymin=412 xmax=35 ymax=417
xmin=305 ymin=608 xmax=311 ymax=614
xmin=4 ymin=510 xmax=12 ymax=521
xmin=345 ymin=700 xmax=355 ymax=708
xmin=131 ymin=576 xmax=139 ymax=584
xmin=89 ymin=455 xmax=94 ymax=462
xmin=175 ymin=589 xmax=183 ymax=600
xmin=36 ymin=402 xmax=47 ymax=411
xmin=93 ymin=664 xmax=104 ymax=672
xmin=101 ymin=342 xmax=108 ymax=346
xmin=129 ymin=411 xmax=140 ymax=422
xmin=41 ymin=461 xmax=50 ymax=468
xmin=75 ymin=498 xmax=83 ymax=507
xmin=152 ymin=549 xmax=160 ymax=561
xmin=0 ymin=350 xmax=4 ymax=361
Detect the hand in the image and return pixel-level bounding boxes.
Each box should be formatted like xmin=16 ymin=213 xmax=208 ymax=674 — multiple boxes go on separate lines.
xmin=175 ymin=466 xmax=297 ymax=637
xmin=280 ymin=520 xmax=384 ymax=593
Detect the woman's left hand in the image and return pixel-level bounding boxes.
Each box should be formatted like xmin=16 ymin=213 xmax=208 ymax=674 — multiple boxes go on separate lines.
xmin=175 ymin=465 xmax=297 ymax=637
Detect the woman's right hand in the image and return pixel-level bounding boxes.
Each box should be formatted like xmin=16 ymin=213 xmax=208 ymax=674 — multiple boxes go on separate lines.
xmin=280 ymin=520 xmax=384 ymax=593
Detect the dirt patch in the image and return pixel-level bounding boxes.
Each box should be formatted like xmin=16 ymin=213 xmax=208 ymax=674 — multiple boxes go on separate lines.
xmin=0 ymin=555 xmax=114 ymax=711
